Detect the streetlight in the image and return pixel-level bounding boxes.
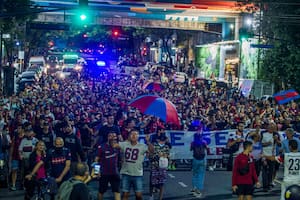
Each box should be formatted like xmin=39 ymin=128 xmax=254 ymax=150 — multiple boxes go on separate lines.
xmin=245 ymin=18 xmax=252 ymax=27
xmin=80 ymin=14 xmax=87 ymax=21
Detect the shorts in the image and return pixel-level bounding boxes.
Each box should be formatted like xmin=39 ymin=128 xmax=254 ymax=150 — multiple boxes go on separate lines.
xmin=236 ymin=184 xmax=254 ymax=196
xmin=150 ymin=168 xmax=167 ymax=186
xmin=98 ymin=175 xmax=120 ymax=194
xmin=121 ymin=174 xmax=143 ymax=193
xmin=11 ymin=160 xmax=20 ymax=170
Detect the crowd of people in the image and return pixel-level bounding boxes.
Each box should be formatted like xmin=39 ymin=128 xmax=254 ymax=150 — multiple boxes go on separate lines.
xmin=0 ymin=61 xmax=300 ymax=200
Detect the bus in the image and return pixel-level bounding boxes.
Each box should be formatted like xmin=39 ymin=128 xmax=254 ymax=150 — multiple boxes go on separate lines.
xmin=62 ymin=54 xmax=81 ymax=76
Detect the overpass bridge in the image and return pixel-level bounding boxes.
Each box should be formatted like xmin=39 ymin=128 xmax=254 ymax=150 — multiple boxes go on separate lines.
xmin=31 ymin=0 xmax=255 ymax=40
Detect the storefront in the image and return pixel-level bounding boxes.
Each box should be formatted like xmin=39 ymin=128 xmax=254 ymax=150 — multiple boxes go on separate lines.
xmin=195 ymin=40 xmax=258 ymax=84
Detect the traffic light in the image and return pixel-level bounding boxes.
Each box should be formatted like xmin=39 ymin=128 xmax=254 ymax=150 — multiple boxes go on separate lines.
xmin=74 ymin=9 xmax=91 ymax=25
xmin=112 ymin=30 xmax=119 ymax=37
xmin=74 ymin=0 xmax=91 ymax=25
xmin=239 ymin=28 xmax=253 ymax=41
xmin=142 ymin=47 xmax=147 ymax=56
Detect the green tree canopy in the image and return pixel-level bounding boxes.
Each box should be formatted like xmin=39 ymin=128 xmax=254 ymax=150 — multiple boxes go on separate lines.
xmin=0 ymin=0 xmax=35 ymax=64
xmin=259 ymin=0 xmax=300 ymax=91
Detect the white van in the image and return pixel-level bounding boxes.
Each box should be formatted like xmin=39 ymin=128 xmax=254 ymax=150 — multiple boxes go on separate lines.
xmin=29 ymin=56 xmax=46 ymax=73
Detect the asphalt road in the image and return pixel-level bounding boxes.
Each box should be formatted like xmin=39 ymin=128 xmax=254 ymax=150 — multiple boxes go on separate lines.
xmin=0 ymin=168 xmax=281 ymax=200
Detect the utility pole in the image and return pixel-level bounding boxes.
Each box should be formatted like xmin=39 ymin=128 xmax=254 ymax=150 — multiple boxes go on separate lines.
xmin=0 ymin=31 xmax=3 ymax=93
xmin=257 ymin=2 xmax=262 ymax=79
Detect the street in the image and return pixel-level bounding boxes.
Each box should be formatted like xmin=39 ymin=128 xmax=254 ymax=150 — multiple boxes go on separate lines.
xmin=0 ymin=168 xmax=281 ymax=200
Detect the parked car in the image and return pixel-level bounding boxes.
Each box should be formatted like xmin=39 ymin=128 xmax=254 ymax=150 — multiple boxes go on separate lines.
xmin=19 ymin=71 xmax=39 ymax=82
xmin=17 ymin=78 xmax=36 ymax=93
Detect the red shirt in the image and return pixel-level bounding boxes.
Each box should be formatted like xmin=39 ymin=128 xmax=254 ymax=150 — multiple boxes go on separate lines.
xmin=232 ymin=153 xmax=258 ymax=186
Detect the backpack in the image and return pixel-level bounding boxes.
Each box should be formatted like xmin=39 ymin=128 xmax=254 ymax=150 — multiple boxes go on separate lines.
xmin=55 ymin=178 xmax=82 ymax=200
xmin=193 ymin=142 xmax=206 ymax=160
xmin=238 ymin=158 xmax=250 ymax=176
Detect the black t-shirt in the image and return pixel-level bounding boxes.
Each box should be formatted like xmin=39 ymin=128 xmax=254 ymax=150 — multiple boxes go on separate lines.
xmin=76 ymin=121 xmax=91 ymax=147
xmin=34 ymin=125 xmax=44 ymax=137
xmin=48 ymin=148 xmax=71 ymax=181
xmin=69 ymin=182 xmax=90 ymax=200
xmin=37 ymin=132 xmax=54 ymax=151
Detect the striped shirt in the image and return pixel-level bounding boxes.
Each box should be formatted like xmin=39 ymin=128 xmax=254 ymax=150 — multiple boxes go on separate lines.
xmin=97 ymin=143 xmax=120 ymax=175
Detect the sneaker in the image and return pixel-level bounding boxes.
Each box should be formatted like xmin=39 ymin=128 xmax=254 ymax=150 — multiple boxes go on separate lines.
xmin=10 ymin=186 xmax=17 ymax=191
xmin=193 ymin=190 xmax=202 ymax=198
xmin=194 ymin=193 xmax=203 ymax=198
xmin=271 ymin=182 xmax=276 ymax=187
xmin=208 ymin=166 xmax=214 ymax=171
xmin=190 ymin=188 xmax=196 ymax=194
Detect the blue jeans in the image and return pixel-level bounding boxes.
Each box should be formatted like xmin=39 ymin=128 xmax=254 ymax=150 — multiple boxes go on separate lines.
xmin=192 ymin=158 xmax=206 ymax=190
xmin=121 ymin=174 xmax=143 ymax=193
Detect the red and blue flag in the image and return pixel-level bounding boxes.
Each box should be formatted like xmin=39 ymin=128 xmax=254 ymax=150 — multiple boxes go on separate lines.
xmin=273 ymin=89 xmax=300 ymax=104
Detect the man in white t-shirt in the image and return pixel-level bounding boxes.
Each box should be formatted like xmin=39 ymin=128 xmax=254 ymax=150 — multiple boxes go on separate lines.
xmin=18 ymin=126 xmax=38 ymax=180
xmin=261 ymin=122 xmax=276 ymax=191
xmin=264 ymin=139 xmax=300 ymax=200
xmin=115 ymin=129 xmax=153 ymax=200
xmin=226 ymin=122 xmax=245 ymax=171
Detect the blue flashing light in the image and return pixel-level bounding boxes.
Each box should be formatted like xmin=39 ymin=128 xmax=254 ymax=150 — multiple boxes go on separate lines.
xmin=96 ymin=61 xmax=106 ymax=67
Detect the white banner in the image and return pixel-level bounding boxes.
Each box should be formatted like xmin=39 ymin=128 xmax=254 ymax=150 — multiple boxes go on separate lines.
xmin=139 ymin=129 xmax=298 ymax=160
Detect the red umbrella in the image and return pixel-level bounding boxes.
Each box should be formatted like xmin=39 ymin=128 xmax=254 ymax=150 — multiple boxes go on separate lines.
xmin=128 ymin=95 xmax=180 ymax=126
xmin=143 ymin=82 xmax=164 ymax=92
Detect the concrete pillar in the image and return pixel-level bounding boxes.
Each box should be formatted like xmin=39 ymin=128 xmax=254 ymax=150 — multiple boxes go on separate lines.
xmin=235 ymin=16 xmax=242 ymax=40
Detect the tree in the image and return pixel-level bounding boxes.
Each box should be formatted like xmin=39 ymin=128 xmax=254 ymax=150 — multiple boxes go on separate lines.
xmin=259 ymin=0 xmax=300 ymax=91
xmin=238 ymin=0 xmax=300 ymax=92
xmin=0 ymin=0 xmax=35 ymax=66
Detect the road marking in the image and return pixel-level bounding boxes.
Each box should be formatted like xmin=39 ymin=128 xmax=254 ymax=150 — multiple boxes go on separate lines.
xmin=178 ymin=182 xmax=188 ymax=188
xmin=168 ymin=173 xmax=175 ymax=178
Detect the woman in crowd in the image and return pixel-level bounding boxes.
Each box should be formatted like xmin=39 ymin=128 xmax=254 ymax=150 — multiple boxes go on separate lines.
xmin=24 ymin=140 xmax=47 ymax=200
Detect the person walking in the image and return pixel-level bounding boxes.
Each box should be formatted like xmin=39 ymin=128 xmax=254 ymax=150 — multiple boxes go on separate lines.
xmin=115 ymin=129 xmax=152 ymax=200
xmin=263 ymin=139 xmax=300 ymax=200
xmin=24 ymin=141 xmax=48 ymax=200
xmin=232 ymin=141 xmax=260 ymax=200
xmin=280 ymin=128 xmax=300 ymax=153
xmin=62 ymin=122 xmax=86 ymax=164
xmin=56 ymin=162 xmax=91 ymax=200
xmin=190 ymin=130 xmax=208 ymax=198
xmin=226 ymin=122 xmax=245 ymax=171
xmin=261 ymin=123 xmax=276 ymax=191
xmin=18 ymin=125 xmax=38 ymax=187
xmin=10 ymin=124 xmax=24 ymax=191
xmin=94 ymin=131 xmax=121 ymax=200
xmin=48 ymin=137 xmax=71 ymax=184
xmin=246 ymin=131 xmax=263 ymax=177
xmin=148 ymin=135 xmax=170 ymax=200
